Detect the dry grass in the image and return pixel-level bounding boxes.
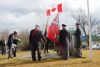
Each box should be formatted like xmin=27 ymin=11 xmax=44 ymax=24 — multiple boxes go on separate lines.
xmin=0 ymin=50 xmax=100 ymax=67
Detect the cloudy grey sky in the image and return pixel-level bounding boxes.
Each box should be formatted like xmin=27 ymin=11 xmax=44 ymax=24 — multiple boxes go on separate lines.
xmin=0 ymin=0 xmax=100 ymax=33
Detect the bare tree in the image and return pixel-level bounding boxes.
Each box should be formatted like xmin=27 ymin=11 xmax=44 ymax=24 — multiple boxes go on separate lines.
xmin=18 ymin=30 xmax=30 ymax=50
xmin=90 ymin=17 xmax=100 ymax=33
xmin=0 ymin=30 xmax=10 ymax=40
xmin=71 ymin=9 xmax=88 ymax=36
xmin=71 ymin=9 xmax=99 ymax=46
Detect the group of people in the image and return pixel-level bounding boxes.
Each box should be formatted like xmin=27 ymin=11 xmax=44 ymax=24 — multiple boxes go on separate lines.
xmin=0 ymin=31 xmax=20 ymax=59
xmin=29 ymin=23 xmax=82 ymax=61
xmin=0 ymin=23 xmax=81 ymax=61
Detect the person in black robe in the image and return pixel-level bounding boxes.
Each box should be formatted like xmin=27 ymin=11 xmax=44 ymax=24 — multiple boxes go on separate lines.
xmin=74 ymin=23 xmax=82 ymax=57
xmin=59 ymin=24 xmax=70 ymax=60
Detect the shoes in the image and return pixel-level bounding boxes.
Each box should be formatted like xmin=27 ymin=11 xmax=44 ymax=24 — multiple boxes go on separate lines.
xmin=75 ymin=56 xmax=82 ymax=58
xmin=62 ymin=58 xmax=68 ymax=60
xmin=32 ymin=59 xmax=36 ymax=61
xmin=8 ymin=56 xmax=12 ymax=59
xmin=38 ymin=56 xmax=41 ymax=61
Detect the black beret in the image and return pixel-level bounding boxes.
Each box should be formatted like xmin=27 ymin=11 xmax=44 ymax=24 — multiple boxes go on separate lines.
xmin=36 ymin=25 xmax=39 ymax=27
xmin=76 ymin=23 xmax=79 ymax=25
xmin=14 ymin=31 xmax=17 ymax=34
xmin=62 ymin=24 xmax=66 ymax=27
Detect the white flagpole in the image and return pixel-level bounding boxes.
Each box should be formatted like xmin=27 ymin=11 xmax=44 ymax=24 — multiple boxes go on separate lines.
xmin=64 ymin=0 xmax=70 ymax=57
xmin=64 ymin=0 xmax=67 ymax=25
xmin=87 ymin=0 xmax=92 ymax=60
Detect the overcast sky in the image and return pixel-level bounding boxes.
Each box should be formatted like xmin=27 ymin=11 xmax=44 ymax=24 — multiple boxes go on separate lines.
xmin=0 ymin=0 xmax=100 ymax=33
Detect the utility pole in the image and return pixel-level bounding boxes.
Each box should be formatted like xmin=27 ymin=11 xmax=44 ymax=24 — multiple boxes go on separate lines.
xmin=87 ymin=0 xmax=92 ymax=61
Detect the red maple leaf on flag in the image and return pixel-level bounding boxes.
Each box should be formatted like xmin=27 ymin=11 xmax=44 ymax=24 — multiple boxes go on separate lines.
xmin=51 ymin=7 xmax=56 ymax=12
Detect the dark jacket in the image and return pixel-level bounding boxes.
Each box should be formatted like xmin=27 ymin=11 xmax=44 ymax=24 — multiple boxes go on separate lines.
xmin=29 ymin=29 xmax=44 ymax=44
xmin=74 ymin=28 xmax=81 ymax=38
xmin=59 ymin=28 xmax=70 ymax=46
xmin=7 ymin=34 xmax=13 ymax=47
xmin=0 ymin=39 xmax=5 ymax=46
xmin=74 ymin=28 xmax=81 ymax=48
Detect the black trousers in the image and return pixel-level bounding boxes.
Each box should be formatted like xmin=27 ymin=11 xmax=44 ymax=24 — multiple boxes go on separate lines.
xmin=8 ymin=46 xmax=12 ymax=59
xmin=1 ymin=46 xmax=6 ymax=55
xmin=61 ymin=46 xmax=68 ymax=60
xmin=31 ymin=43 xmax=41 ymax=61
xmin=60 ymin=42 xmax=68 ymax=60
xmin=8 ymin=45 xmax=17 ymax=58
xmin=75 ymin=48 xmax=82 ymax=57
xmin=44 ymin=41 xmax=49 ymax=53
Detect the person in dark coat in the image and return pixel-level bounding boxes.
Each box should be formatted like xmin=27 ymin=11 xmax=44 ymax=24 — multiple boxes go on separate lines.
xmin=59 ymin=24 xmax=70 ymax=60
xmin=7 ymin=31 xmax=17 ymax=59
xmin=0 ymin=38 xmax=6 ymax=55
xmin=74 ymin=23 xmax=82 ymax=57
xmin=29 ymin=25 xmax=45 ymax=61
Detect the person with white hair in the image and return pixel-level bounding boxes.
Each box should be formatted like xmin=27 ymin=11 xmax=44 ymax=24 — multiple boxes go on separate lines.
xmin=29 ymin=25 xmax=45 ymax=61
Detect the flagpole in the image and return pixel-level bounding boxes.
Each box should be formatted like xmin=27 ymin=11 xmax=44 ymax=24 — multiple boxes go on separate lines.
xmin=57 ymin=13 xmax=60 ymax=27
xmin=87 ymin=0 xmax=92 ymax=61
xmin=44 ymin=16 xmax=49 ymax=53
xmin=43 ymin=0 xmax=49 ymax=53
xmin=64 ymin=0 xmax=67 ymax=25
xmin=65 ymin=0 xmax=70 ymax=57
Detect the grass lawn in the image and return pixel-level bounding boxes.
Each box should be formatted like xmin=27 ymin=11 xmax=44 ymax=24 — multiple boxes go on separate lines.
xmin=0 ymin=50 xmax=100 ymax=67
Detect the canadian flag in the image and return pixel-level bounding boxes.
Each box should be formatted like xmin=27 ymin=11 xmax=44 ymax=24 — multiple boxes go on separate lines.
xmin=46 ymin=3 xmax=62 ymax=16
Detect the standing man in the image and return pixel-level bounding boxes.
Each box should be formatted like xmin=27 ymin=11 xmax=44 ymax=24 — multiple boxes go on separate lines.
xmin=29 ymin=25 xmax=45 ymax=61
xmin=59 ymin=24 xmax=70 ymax=60
xmin=74 ymin=23 xmax=82 ymax=58
xmin=7 ymin=31 xmax=17 ymax=59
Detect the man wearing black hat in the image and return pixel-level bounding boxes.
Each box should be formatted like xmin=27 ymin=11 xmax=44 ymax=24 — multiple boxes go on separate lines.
xmin=59 ymin=24 xmax=70 ymax=60
xmin=29 ymin=25 xmax=45 ymax=61
xmin=74 ymin=23 xmax=82 ymax=57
